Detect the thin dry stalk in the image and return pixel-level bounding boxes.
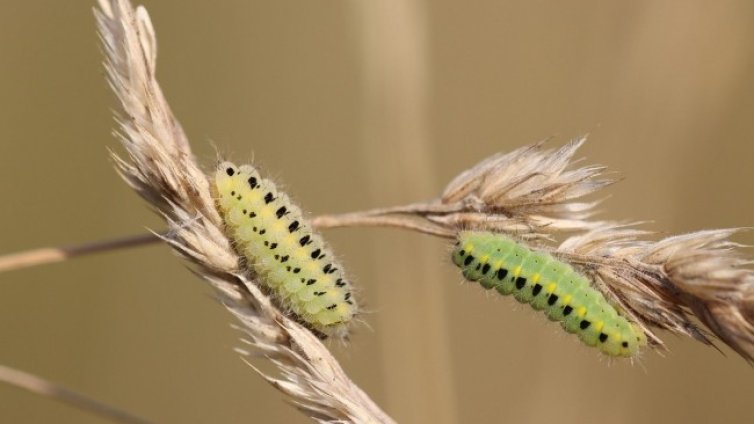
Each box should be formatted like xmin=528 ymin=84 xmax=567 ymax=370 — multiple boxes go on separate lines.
xmin=95 ymin=0 xmax=394 ymax=422
xmin=0 ymin=364 xmax=153 ymax=424
xmin=0 ymin=208 xmax=452 ymax=275
xmin=0 ymin=233 xmax=159 ymax=273
xmin=0 ymin=206 xmax=453 ymax=276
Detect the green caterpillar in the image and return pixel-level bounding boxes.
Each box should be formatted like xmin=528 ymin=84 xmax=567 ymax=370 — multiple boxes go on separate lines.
xmin=452 ymin=231 xmax=646 ymax=357
xmin=213 ymin=161 xmax=356 ymax=337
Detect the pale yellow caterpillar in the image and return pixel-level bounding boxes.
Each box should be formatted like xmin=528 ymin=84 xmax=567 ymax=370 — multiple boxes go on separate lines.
xmin=213 ymin=161 xmax=356 ymax=336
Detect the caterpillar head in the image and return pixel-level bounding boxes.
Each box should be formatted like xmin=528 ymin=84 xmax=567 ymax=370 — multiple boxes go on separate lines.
xmin=217 ymin=161 xmax=261 ymax=185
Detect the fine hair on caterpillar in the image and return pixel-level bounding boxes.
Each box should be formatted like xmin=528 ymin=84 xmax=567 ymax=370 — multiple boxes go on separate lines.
xmin=452 ymin=230 xmax=647 ymax=357
xmin=213 ymin=160 xmax=358 ymax=338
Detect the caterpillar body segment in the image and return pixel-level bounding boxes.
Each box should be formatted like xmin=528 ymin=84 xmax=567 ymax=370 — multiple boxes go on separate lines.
xmin=452 ymin=231 xmax=646 ymax=357
xmin=213 ymin=161 xmax=356 ymax=336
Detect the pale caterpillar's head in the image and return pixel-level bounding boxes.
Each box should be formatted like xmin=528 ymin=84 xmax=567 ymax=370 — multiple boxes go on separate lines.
xmin=217 ymin=161 xmax=261 ymax=184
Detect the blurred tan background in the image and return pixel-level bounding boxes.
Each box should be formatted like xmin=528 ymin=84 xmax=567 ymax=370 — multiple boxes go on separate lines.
xmin=1 ymin=0 xmax=754 ymax=423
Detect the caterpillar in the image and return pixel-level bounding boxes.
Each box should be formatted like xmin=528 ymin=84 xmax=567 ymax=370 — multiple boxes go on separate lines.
xmin=451 ymin=231 xmax=646 ymax=357
xmin=212 ymin=161 xmax=357 ymax=337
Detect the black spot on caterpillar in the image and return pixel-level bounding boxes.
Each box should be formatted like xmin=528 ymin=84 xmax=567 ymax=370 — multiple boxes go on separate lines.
xmin=452 ymin=231 xmax=646 ymax=357
xmin=213 ymin=161 xmax=357 ymax=336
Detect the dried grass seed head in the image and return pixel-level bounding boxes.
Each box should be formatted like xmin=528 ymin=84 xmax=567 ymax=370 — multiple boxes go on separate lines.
xmin=438 ymin=136 xmax=613 ymax=236
xmin=96 ymin=0 xmax=394 ymax=420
